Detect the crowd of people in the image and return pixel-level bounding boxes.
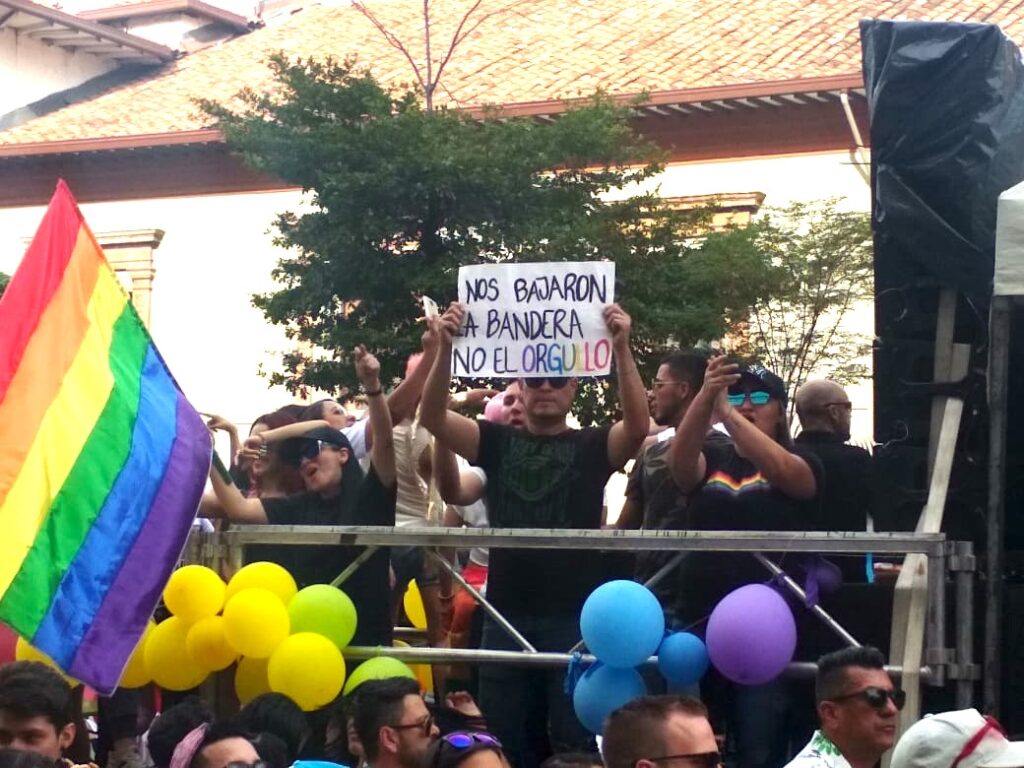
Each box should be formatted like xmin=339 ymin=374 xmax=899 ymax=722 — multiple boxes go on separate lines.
xmin=0 ymin=300 xmax=1016 ymax=768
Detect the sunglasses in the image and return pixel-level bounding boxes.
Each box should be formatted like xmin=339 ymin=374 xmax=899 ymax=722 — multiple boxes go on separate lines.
xmin=830 ymin=686 xmax=906 ymax=711
xmin=726 ymin=390 xmax=771 ymax=407
xmin=442 ymin=732 xmax=503 ymax=750
xmin=284 ymin=439 xmax=332 ymax=467
xmin=390 ymin=714 xmax=434 ymax=737
xmin=225 ymin=763 xmax=268 ymax=768
xmin=644 ymin=751 xmax=721 ymax=768
xmin=525 ymin=377 xmax=570 ymax=389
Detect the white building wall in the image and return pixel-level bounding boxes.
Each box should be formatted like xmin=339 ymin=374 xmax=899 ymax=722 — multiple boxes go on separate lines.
xmin=0 ymin=27 xmax=116 ymax=115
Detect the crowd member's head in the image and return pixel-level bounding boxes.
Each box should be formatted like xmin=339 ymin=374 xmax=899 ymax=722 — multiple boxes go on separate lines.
xmin=239 ymin=693 xmax=310 ymax=764
xmin=247 ymin=409 xmax=304 ymax=497
xmin=169 ymin=720 xmax=261 ymax=768
xmin=651 ymin=351 xmax=707 ymax=428
xmin=147 ymin=698 xmax=214 ymax=768
xmin=795 ymin=379 xmax=854 ymax=442
xmin=539 ymin=752 xmax=603 ymax=768
xmin=602 ymin=695 xmax=718 ymax=768
xmin=815 ymin=646 xmax=900 ymax=767
xmin=728 ymin=362 xmax=790 ymax=445
xmin=0 ymin=748 xmax=59 ymax=768
xmin=483 ymin=384 xmax=525 ymax=428
xmin=423 ymin=732 xmax=507 ymax=768
xmin=279 ymin=426 xmax=363 ymax=500
xmin=352 ymin=678 xmax=438 ymax=768
xmin=518 ymin=376 xmax=577 ymax=430
xmin=0 ymin=662 xmax=76 ymax=761
xmin=301 ymin=399 xmax=354 ymax=430
xmin=890 ymin=708 xmax=1024 ymax=768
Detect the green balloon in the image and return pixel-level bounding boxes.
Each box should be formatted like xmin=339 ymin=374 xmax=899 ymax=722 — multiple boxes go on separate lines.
xmin=342 ymin=656 xmax=417 ymax=695
xmin=288 ymin=585 xmax=358 ymax=649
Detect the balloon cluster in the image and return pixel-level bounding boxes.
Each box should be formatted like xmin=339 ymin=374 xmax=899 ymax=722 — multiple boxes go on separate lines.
xmin=571 ymin=580 xmax=798 ymax=733
xmin=121 ymin=562 xmax=361 ymax=711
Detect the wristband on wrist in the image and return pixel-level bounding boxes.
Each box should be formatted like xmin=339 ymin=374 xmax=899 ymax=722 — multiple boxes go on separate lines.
xmin=363 ymin=387 xmax=383 ymax=397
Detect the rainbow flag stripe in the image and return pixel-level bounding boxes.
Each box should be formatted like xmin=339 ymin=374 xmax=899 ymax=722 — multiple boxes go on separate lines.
xmin=0 ymin=181 xmax=211 ymax=693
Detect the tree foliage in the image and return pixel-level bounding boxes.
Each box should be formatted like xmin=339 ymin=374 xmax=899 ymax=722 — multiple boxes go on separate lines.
xmin=200 ymin=56 xmax=770 ymax=419
xmin=0 ymin=272 xmax=8 ymax=299
xmin=709 ymin=199 xmax=873 ymax=409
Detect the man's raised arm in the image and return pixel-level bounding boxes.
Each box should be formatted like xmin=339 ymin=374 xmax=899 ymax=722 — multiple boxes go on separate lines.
xmin=418 ymin=303 xmax=481 ymax=464
xmin=604 ymin=303 xmax=650 ymax=469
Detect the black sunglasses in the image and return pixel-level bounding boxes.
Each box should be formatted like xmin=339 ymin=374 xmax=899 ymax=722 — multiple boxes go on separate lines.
xmin=524 ymin=377 xmax=569 ymax=389
xmin=644 ymin=752 xmax=721 ymax=768
xmin=830 ymin=686 xmax=906 ymax=711
xmin=284 ymin=438 xmax=332 ymax=467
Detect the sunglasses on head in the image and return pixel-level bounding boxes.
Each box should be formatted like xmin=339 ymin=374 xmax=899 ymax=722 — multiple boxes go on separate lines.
xmin=442 ymin=732 xmax=502 ymax=750
xmin=951 ymin=715 xmax=1007 ymax=768
xmin=643 ymin=751 xmax=721 ymax=768
xmin=525 ymin=377 xmax=569 ymax=389
xmin=726 ymin=390 xmax=771 ymax=407
xmin=830 ymin=686 xmax=906 ymax=711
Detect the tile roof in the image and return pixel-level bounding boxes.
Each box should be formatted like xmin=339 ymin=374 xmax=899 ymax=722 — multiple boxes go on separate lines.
xmin=3 ymin=0 xmax=1024 ymax=146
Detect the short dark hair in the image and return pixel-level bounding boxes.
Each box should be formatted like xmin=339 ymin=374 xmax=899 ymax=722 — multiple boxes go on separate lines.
xmin=659 ymin=351 xmax=708 ymax=392
xmin=540 ymin=752 xmax=603 ymax=768
xmin=146 ymin=698 xmax=213 ymax=768
xmin=350 ymin=677 xmax=421 ymax=762
xmin=194 ymin=719 xmax=257 ymax=768
xmin=816 ymin=646 xmax=887 ymax=703
xmin=0 ymin=748 xmax=58 ymax=768
xmin=0 ymin=662 xmax=74 ymax=731
xmin=239 ymin=693 xmax=310 ymax=764
xmin=602 ymin=696 xmax=709 ymax=768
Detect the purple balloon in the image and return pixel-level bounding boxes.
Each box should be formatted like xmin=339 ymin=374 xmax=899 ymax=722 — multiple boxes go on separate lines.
xmin=706 ymin=583 xmax=796 ymax=685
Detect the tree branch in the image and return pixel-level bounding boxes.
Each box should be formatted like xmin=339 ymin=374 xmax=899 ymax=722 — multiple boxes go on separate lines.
xmin=433 ymin=0 xmax=536 ymax=90
xmin=352 ymin=1 xmax=428 ymax=96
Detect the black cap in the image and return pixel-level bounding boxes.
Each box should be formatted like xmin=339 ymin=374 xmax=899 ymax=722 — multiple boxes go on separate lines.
xmin=733 ymin=362 xmax=788 ymax=406
xmin=279 ymin=426 xmax=353 ymax=465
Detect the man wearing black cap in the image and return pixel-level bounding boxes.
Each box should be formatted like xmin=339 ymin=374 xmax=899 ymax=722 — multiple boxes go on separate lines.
xmin=205 ymin=345 xmax=397 ymax=646
xmin=669 ymin=355 xmax=824 ymax=768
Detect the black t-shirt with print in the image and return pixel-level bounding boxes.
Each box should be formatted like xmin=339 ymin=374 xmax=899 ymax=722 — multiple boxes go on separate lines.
xmin=625 ymin=431 xmax=732 ymax=611
xmin=475 ymin=420 xmax=614 ymax=619
xmin=674 ymin=440 xmax=824 ymax=622
xmin=258 ymin=465 xmax=396 ymax=646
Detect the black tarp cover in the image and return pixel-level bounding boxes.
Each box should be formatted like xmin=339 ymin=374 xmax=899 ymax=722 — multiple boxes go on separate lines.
xmin=861 ymin=19 xmax=1024 ymax=305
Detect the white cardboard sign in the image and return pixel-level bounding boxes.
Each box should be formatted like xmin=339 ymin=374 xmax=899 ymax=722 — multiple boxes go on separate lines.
xmin=452 ymin=261 xmax=616 ymax=378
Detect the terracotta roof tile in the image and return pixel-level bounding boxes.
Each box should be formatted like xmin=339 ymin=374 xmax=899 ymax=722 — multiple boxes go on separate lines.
xmin=4 ymin=0 xmax=1024 ymax=146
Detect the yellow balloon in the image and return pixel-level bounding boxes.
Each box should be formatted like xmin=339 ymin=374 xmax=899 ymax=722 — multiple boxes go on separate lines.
xmin=268 ymin=633 xmax=345 ymax=712
xmin=119 ymin=620 xmax=155 ymax=688
xmin=394 ymin=640 xmax=432 ymax=695
xmin=15 ymin=638 xmax=80 ymax=688
xmin=403 ymin=580 xmax=427 ymax=630
xmin=186 ymin=616 xmax=238 ymax=672
xmin=226 ymin=562 xmax=297 ymax=606
xmin=144 ymin=617 xmax=208 ymax=691
xmin=164 ymin=565 xmax=226 ymax=622
xmin=235 ymin=656 xmax=271 ymax=705
xmin=222 ymin=588 xmax=289 ymax=659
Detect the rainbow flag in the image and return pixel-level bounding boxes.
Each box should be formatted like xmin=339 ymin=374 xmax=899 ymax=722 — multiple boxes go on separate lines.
xmin=0 ymin=181 xmax=211 ymax=693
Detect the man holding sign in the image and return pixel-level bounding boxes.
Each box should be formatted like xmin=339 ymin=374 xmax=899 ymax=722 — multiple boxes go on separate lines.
xmin=420 ymin=262 xmax=649 ymax=768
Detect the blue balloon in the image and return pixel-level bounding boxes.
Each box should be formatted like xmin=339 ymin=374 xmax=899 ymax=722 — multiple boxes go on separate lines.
xmin=657 ymin=632 xmax=709 ymax=687
xmin=580 ymin=580 xmax=665 ymax=668
xmin=572 ymin=663 xmax=646 ymax=734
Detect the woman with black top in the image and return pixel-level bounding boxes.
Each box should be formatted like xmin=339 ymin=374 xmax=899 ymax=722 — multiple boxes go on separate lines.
xmin=204 ymin=345 xmax=397 ymax=647
xmin=668 ymin=355 xmax=823 ymax=768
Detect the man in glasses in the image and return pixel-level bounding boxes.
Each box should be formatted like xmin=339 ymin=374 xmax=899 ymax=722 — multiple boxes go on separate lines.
xmin=785 ymin=646 xmax=900 ymax=768
xmin=602 ymin=695 xmax=720 ymax=768
xmin=352 ymin=678 xmax=440 ymax=768
xmin=890 ymin=708 xmax=1024 ymax=768
xmin=421 ymin=302 xmax=649 ymax=768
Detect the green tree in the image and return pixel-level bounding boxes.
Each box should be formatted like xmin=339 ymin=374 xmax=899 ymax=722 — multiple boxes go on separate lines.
xmin=709 ymin=199 xmax=873 ymax=412
xmin=200 ymin=58 xmax=769 ymax=420
xmin=0 ymin=272 xmax=8 ymax=298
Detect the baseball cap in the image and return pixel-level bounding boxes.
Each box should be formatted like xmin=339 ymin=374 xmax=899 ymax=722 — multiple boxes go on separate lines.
xmin=733 ymin=362 xmax=788 ymax=406
xmin=279 ymin=425 xmax=353 ymax=465
xmin=890 ymin=709 xmax=1024 ymax=768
